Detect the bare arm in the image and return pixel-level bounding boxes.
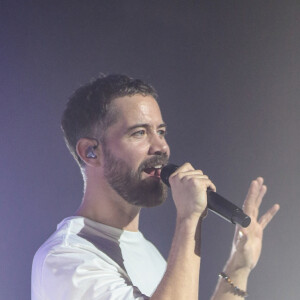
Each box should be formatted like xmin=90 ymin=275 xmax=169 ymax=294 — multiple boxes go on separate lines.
xmin=151 ymin=163 xmax=215 ymax=300
xmin=211 ymin=177 xmax=280 ymax=300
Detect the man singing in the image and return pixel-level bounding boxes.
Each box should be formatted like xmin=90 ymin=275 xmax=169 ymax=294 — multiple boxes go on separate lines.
xmin=32 ymin=74 xmax=279 ymax=299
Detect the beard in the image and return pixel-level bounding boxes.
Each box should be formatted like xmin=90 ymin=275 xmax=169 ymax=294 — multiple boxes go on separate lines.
xmin=102 ymin=145 xmax=169 ymax=208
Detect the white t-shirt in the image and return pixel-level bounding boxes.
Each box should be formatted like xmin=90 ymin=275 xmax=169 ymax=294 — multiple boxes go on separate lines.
xmin=32 ymin=216 xmax=166 ymax=300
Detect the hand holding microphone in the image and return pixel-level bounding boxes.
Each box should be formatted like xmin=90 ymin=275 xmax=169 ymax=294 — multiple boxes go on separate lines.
xmin=161 ymin=164 xmax=251 ymax=228
xmin=162 ymin=163 xmax=216 ymax=222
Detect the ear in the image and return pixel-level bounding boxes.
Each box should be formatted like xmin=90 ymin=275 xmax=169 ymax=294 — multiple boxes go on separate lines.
xmin=76 ymin=138 xmax=101 ymax=167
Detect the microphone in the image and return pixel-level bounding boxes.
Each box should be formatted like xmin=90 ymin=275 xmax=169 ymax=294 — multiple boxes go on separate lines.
xmin=161 ymin=164 xmax=251 ymax=228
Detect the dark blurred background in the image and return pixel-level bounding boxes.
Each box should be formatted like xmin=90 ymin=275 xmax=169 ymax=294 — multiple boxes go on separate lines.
xmin=0 ymin=1 xmax=299 ymax=299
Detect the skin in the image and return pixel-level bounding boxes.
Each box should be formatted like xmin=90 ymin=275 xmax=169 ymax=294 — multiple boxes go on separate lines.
xmin=75 ymin=94 xmax=280 ymax=299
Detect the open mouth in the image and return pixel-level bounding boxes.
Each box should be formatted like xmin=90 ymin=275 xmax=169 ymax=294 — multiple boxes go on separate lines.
xmin=143 ymin=165 xmax=163 ymax=178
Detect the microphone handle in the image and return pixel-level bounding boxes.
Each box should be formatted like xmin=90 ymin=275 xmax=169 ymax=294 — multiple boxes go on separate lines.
xmin=161 ymin=164 xmax=251 ymax=228
xmin=207 ymin=189 xmax=251 ymax=227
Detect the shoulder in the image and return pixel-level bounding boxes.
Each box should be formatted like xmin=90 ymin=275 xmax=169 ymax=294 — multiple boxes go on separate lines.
xmin=32 ymin=216 xmax=122 ymax=271
xmin=31 ymin=217 xmax=132 ymax=299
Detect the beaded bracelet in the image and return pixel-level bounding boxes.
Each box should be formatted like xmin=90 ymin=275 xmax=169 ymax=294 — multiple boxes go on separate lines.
xmin=219 ymin=272 xmax=249 ymax=298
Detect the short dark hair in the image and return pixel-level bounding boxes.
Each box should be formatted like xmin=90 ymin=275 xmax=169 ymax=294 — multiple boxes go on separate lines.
xmin=61 ymin=74 xmax=158 ymax=166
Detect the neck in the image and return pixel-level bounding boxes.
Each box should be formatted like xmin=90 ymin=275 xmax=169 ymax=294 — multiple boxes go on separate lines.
xmin=75 ymin=176 xmax=141 ymax=232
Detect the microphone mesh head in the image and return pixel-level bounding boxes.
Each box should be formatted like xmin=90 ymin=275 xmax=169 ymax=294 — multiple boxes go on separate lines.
xmin=161 ymin=164 xmax=178 ymax=187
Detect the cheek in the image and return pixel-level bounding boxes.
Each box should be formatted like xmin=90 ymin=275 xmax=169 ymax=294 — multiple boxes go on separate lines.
xmin=126 ymin=144 xmax=150 ymax=163
xmin=110 ymin=140 xmax=150 ymax=164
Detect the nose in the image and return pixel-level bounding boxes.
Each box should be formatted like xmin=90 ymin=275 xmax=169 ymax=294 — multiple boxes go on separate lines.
xmin=148 ymin=133 xmax=169 ymax=156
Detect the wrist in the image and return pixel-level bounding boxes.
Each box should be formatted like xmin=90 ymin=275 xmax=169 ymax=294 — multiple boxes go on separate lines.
xmin=225 ymin=252 xmax=252 ymax=277
xmin=222 ymin=259 xmax=251 ymax=290
xmin=218 ymin=272 xmax=249 ymax=298
xmin=224 ymin=265 xmax=251 ymax=280
xmin=176 ymin=214 xmax=201 ymax=227
xmin=175 ymin=215 xmax=202 ymax=237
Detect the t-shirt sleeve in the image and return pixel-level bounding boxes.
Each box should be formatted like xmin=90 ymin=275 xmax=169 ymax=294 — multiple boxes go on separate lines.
xmin=32 ymin=245 xmax=150 ymax=300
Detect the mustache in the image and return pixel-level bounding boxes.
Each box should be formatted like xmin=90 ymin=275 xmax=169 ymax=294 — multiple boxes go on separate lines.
xmin=138 ymin=153 xmax=169 ymax=174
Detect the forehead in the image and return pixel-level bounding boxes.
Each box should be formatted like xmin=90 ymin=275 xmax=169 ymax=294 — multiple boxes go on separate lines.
xmin=109 ymin=94 xmax=164 ymax=126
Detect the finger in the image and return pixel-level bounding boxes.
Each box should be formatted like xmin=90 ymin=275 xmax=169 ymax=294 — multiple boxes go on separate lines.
xmin=255 ymin=184 xmax=267 ymax=208
xmin=169 ymin=163 xmax=197 ymax=182
xmin=256 ymin=176 xmax=264 ymax=186
xmin=172 ymin=162 xmax=196 ymax=174
xmin=176 ymin=170 xmax=205 ymax=177
xmin=243 ymin=178 xmax=264 ymax=217
xmin=178 ymin=174 xmax=209 ymax=181
xmin=259 ymin=204 xmax=280 ymax=229
xmin=170 ymin=164 xmax=205 ymax=183
xmin=178 ymin=175 xmax=216 ymax=192
xmin=170 ymin=172 xmax=207 ymax=184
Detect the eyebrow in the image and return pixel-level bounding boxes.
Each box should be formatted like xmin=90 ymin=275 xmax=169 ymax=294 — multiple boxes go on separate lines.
xmin=126 ymin=123 xmax=167 ymax=133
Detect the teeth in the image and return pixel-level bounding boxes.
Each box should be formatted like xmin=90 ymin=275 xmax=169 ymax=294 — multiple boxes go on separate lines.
xmin=154 ymin=165 xmax=162 ymax=169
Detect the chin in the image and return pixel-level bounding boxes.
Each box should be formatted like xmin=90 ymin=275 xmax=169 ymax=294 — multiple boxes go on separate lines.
xmin=131 ymin=180 xmax=168 ymax=208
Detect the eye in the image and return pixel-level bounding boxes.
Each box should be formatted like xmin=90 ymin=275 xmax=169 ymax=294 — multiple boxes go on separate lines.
xmin=132 ymin=130 xmax=146 ymax=137
xmin=158 ymin=129 xmax=167 ymax=137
